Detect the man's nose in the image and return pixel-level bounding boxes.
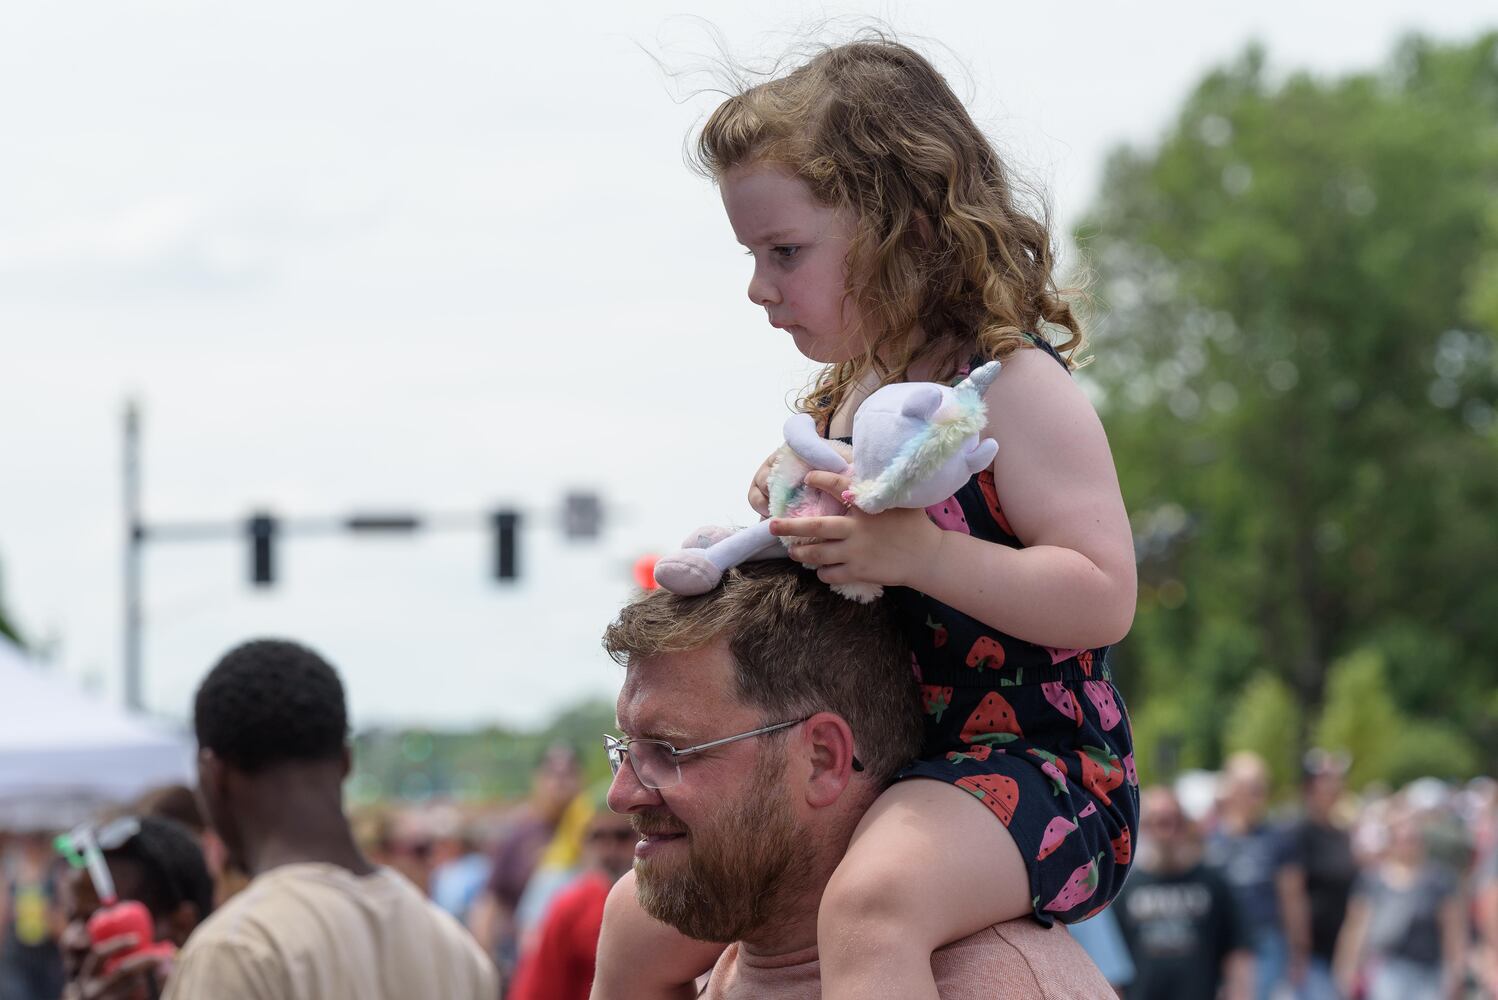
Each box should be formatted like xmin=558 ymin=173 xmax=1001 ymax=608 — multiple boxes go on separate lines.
xmin=606 ymin=757 xmax=664 ymax=814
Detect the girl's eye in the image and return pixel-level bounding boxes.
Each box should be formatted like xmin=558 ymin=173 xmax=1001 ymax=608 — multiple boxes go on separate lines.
xmin=743 ymin=246 xmax=800 ymax=260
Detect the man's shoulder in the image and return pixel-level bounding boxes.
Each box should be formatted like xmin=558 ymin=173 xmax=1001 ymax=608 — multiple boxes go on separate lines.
xmin=932 ymin=920 xmax=1113 ymax=999
xmin=164 ymin=896 xmax=285 ymax=1000
xmin=174 ymin=864 xmax=495 ymax=997
xmin=180 ymin=871 xmax=293 ymax=950
xmin=189 ymin=863 xmax=470 ymax=946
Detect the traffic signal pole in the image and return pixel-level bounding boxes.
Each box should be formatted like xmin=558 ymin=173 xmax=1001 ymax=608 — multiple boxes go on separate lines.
xmin=119 ymin=403 xmax=599 ymax=714
xmin=123 ymin=401 xmax=144 ymax=713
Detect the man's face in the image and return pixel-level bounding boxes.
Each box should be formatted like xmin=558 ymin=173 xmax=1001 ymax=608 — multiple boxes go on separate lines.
xmin=583 ymin=810 xmax=641 ymax=883
xmin=195 ymin=750 xmax=243 ymax=869
xmin=1139 ymin=788 xmax=1193 ymax=873
xmin=532 ymin=751 xmax=583 ymax=821
xmin=607 ymin=641 xmax=814 ymax=943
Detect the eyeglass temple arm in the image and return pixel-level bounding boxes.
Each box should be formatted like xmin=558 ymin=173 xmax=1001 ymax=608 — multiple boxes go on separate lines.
xmin=612 ymin=728 xmax=864 ymax=772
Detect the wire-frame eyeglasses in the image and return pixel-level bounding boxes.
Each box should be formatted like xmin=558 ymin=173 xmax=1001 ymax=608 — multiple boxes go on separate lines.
xmin=603 ymin=719 xmax=863 ymax=790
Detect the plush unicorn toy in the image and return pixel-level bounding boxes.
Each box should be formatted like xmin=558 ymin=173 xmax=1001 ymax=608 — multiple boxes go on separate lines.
xmin=653 ymin=360 xmax=1002 ymax=602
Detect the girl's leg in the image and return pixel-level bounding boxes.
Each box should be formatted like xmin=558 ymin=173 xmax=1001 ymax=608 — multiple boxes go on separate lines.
xmin=590 ymin=871 xmax=727 ymax=1000
xmin=817 ymin=778 xmax=1032 ymax=1000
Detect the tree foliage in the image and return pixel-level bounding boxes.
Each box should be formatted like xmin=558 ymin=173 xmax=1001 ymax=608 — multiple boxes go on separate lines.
xmin=1078 ymin=34 xmax=1498 ymax=786
xmin=0 ymin=557 xmax=23 ymax=648
xmin=1224 ymin=674 xmax=1302 ymax=796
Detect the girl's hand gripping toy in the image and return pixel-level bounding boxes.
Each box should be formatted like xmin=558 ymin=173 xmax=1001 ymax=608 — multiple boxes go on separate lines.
xmin=654 ymin=361 xmax=1001 ymax=602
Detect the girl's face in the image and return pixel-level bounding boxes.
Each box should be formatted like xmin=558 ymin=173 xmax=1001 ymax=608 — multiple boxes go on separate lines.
xmin=720 ymin=161 xmax=865 ymax=364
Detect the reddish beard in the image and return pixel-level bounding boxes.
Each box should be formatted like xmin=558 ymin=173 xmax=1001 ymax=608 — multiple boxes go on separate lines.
xmin=633 ymin=743 xmax=812 ymax=942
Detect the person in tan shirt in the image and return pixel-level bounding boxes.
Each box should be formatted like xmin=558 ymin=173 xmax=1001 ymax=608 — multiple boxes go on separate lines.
xmin=591 ymin=562 xmax=1111 ymax=999
xmin=163 ymin=639 xmax=497 ymax=1000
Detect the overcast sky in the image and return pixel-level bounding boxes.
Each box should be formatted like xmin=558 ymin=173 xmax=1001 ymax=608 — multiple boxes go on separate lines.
xmin=3 ymin=1 xmax=1493 ymax=731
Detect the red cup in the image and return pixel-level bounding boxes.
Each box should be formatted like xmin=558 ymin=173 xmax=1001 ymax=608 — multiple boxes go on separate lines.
xmin=87 ymin=901 xmax=154 ymax=974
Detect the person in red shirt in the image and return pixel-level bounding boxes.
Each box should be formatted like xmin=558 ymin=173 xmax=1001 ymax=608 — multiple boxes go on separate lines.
xmin=508 ymin=799 xmax=638 ymax=1000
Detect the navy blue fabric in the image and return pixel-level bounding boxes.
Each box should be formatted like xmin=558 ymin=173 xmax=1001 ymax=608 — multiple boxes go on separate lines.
xmin=841 ymin=337 xmax=1140 ymax=924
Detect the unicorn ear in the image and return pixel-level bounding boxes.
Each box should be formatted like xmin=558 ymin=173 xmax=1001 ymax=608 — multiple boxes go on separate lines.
xmin=955 ymin=360 xmax=1002 ymax=398
xmin=899 ymin=385 xmax=944 ymax=421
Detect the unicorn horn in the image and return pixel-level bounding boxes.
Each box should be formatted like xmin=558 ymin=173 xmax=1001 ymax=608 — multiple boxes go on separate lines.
xmin=955 ymin=359 xmax=1002 ymax=397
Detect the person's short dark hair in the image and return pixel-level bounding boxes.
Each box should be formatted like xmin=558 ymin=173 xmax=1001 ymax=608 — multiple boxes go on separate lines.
xmin=107 ymin=816 xmax=215 ymax=921
xmin=194 ymin=639 xmax=348 ymax=772
xmin=604 ymin=562 xmax=922 ymax=783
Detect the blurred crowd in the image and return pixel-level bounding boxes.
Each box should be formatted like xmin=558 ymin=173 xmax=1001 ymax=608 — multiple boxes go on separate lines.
xmin=1085 ymin=751 xmax=1498 ymax=1000
xmin=4 ymin=732 xmax=1496 ymax=999
xmin=0 ymin=738 xmax=635 ymax=1000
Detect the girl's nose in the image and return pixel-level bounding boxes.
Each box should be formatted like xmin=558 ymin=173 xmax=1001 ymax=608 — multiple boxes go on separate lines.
xmin=747 ymin=264 xmax=779 ymax=308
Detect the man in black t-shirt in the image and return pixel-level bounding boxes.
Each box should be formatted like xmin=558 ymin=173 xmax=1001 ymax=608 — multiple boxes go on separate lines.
xmin=1277 ymin=751 xmax=1356 ymax=1000
xmin=1116 ymin=787 xmax=1252 ymax=1000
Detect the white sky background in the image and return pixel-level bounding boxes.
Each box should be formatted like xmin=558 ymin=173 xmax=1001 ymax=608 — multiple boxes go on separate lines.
xmin=2 ymin=1 xmax=1493 ymax=731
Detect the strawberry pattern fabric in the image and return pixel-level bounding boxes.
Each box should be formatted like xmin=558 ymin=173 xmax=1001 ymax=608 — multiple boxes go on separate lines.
xmin=854 ymin=338 xmax=1140 ymax=926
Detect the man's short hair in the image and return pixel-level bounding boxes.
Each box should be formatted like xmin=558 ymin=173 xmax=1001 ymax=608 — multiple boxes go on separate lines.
xmin=194 ymin=639 xmax=348 ymax=772
xmin=107 ymin=816 xmax=215 ymax=921
xmin=603 ymin=562 xmax=922 ymax=783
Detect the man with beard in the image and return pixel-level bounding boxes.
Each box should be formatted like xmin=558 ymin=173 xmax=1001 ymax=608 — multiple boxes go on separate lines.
xmin=161 ymin=639 xmax=498 ymax=999
xmin=591 ymin=561 xmax=1112 ymax=999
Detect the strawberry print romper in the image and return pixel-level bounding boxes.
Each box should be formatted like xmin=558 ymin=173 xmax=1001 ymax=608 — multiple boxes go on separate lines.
xmin=866 ymin=338 xmax=1139 ymax=925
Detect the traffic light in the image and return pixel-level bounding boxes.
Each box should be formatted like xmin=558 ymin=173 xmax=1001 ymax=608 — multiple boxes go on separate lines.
xmin=248 ymin=513 xmax=277 ymax=586
xmin=562 ymin=492 xmax=603 ymax=541
xmin=492 ymin=509 xmax=520 ymax=581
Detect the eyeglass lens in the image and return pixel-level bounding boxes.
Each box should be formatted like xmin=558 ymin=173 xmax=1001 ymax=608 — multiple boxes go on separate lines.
xmin=605 ymin=737 xmax=680 ymax=790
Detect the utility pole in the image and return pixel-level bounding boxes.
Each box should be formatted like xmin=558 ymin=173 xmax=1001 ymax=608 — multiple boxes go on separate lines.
xmin=123 ymin=400 xmax=144 ymax=712
xmin=118 ymin=402 xmax=607 ymax=714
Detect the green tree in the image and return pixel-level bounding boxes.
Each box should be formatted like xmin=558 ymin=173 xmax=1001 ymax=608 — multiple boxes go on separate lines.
xmin=1224 ymin=674 xmax=1302 ymax=796
xmin=1312 ymin=650 xmax=1402 ymax=790
xmin=0 ymin=557 xmax=23 ymax=648
xmin=1078 ymin=34 xmax=1498 ymax=774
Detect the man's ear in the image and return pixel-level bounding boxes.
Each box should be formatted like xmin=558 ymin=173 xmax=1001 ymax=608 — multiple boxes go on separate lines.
xmin=798 ymin=712 xmax=859 ymax=809
xmin=197 ymin=748 xmax=223 ymax=801
xmin=340 ymin=744 xmax=353 ymax=780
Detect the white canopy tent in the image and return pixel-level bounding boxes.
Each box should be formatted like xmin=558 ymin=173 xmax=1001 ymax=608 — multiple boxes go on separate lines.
xmin=0 ymin=638 xmax=194 ymax=830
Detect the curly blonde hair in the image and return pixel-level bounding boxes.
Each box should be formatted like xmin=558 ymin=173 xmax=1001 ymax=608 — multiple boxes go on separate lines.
xmin=693 ymin=37 xmax=1084 ymax=427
